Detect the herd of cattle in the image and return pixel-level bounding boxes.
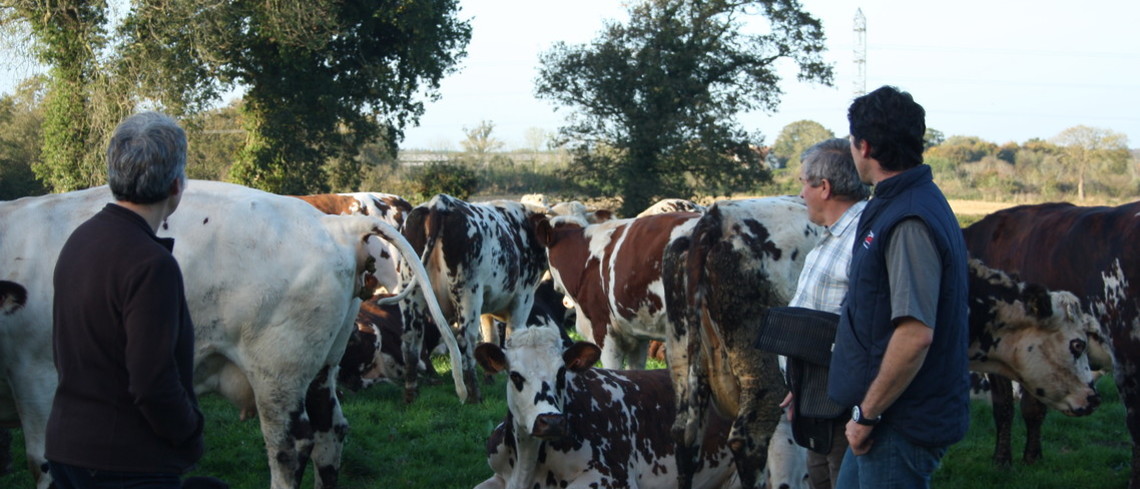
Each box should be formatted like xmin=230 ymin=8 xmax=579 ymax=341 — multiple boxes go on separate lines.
xmin=0 ymin=181 xmax=1136 ymax=489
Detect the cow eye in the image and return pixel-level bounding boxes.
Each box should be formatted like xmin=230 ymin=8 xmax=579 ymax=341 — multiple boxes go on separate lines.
xmin=509 ymin=372 xmax=525 ymax=391
xmin=1070 ymin=339 xmax=1087 ymax=357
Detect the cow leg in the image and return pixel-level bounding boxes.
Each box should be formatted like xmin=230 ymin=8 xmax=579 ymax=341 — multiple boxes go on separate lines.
xmin=988 ymin=373 xmax=1015 ymax=467
xmin=252 ymin=377 xmax=316 ymax=489
xmin=598 ymin=332 xmax=626 ymax=369
xmin=1020 ymin=392 xmax=1048 ymax=464
xmin=458 ymin=298 xmax=485 ymax=404
xmin=670 ymin=341 xmax=710 ymax=489
xmin=401 ymin=292 xmax=428 ymax=404
xmin=306 ymin=365 xmax=347 ymax=489
xmin=8 ymin=358 xmax=56 ymax=489
xmin=1118 ymin=356 xmax=1140 ymax=489
xmin=727 ymin=358 xmax=783 ymax=489
xmin=0 ymin=428 xmax=10 ymax=475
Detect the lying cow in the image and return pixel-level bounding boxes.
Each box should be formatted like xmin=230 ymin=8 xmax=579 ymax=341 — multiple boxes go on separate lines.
xmin=399 ymin=194 xmax=548 ymax=403
xmin=339 ymin=277 xmax=574 ymax=392
xmin=535 ymin=211 xmax=702 ymax=369
xmin=0 ymin=181 xmax=462 ymax=489
xmin=964 ymin=201 xmax=1135 ymax=481
xmin=473 ymin=326 xmax=741 ymax=489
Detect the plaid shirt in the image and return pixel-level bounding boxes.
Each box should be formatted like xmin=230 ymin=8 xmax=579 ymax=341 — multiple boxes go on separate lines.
xmin=789 ymin=200 xmax=867 ymax=314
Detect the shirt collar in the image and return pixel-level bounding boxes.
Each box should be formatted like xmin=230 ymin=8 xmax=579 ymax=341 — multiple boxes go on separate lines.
xmin=826 ymin=200 xmax=867 ymax=238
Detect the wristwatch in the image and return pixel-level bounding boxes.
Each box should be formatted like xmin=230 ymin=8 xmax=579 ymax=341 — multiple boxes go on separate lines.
xmin=851 ymin=405 xmax=881 ymax=426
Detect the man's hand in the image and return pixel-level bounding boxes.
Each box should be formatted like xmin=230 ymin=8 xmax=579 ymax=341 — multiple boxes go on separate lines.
xmin=846 ymin=419 xmax=874 ymax=455
xmin=780 ymin=391 xmax=794 ymax=421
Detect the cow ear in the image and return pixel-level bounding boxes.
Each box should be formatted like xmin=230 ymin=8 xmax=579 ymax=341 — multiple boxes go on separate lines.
xmin=563 ymin=342 xmax=601 ymax=372
xmin=534 ymin=217 xmax=555 ymax=247
xmin=1024 ymin=284 xmax=1054 ymax=319
xmin=475 ymin=343 xmax=508 ymax=374
xmin=592 ymin=210 xmax=613 ymax=223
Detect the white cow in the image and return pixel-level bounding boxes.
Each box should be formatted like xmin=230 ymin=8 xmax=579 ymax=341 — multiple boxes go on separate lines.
xmin=0 ymin=180 xmax=463 ymax=489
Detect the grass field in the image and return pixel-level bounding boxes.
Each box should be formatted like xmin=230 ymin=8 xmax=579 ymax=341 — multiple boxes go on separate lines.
xmin=1 ymin=365 xmax=1130 ymax=489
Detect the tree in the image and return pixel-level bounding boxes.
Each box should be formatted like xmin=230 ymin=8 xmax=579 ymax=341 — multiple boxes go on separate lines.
xmin=1052 ymin=125 xmax=1131 ymax=201
xmin=771 ymin=120 xmax=834 ymax=171
xmin=460 ymin=120 xmax=504 ymax=169
xmin=535 ymin=0 xmax=832 ymax=216
xmin=2 ymin=1 xmax=131 ymax=192
xmin=925 ymin=135 xmax=998 ymax=165
xmin=0 ymin=76 xmax=48 ymax=199
xmin=923 ymin=128 xmax=945 ymax=149
xmin=120 ymin=0 xmax=471 ymax=194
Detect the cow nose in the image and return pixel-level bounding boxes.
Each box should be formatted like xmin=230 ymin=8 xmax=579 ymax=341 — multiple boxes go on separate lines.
xmin=532 ymin=413 xmax=567 ymax=439
xmin=1073 ymin=392 xmax=1102 ymax=417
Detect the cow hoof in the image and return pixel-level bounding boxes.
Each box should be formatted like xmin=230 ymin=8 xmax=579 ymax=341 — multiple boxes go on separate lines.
xmin=404 ymin=388 xmax=419 ymax=404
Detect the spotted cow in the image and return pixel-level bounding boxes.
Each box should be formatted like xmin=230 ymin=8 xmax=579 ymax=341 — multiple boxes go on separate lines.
xmin=398 ymin=194 xmax=548 ymax=404
xmin=0 ymin=181 xmax=461 ymax=489
xmin=473 ymin=326 xmax=741 ymax=489
xmin=964 ymin=201 xmax=1136 ymax=483
xmin=966 ymin=257 xmax=1104 ymax=415
xmin=662 ymin=196 xmax=821 ymax=489
xmin=534 ymin=211 xmax=701 ymax=370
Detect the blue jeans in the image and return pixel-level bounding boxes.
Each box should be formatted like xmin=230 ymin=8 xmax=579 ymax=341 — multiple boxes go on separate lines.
xmin=834 ymin=425 xmax=948 ymax=489
xmin=48 ymin=461 xmax=181 ymax=489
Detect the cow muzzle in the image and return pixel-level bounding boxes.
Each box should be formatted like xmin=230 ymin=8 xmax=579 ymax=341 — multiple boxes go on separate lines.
xmin=531 ymin=413 xmax=567 ymax=440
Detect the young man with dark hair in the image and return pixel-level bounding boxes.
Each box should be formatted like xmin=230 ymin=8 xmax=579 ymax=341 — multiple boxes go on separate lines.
xmin=828 ymin=86 xmax=970 ymax=488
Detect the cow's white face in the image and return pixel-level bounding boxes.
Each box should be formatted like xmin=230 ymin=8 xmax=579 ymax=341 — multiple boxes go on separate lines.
xmin=475 ymin=327 xmax=600 ymax=440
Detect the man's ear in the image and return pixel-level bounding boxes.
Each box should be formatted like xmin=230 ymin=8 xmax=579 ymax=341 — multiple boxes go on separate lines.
xmin=819 ymin=178 xmax=833 ymax=200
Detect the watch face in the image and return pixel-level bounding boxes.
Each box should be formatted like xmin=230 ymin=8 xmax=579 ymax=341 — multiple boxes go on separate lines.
xmin=852 ymin=405 xmax=861 ymax=421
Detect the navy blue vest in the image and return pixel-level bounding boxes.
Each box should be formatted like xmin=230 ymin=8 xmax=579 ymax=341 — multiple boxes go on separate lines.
xmin=827 ymin=165 xmax=970 ymax=447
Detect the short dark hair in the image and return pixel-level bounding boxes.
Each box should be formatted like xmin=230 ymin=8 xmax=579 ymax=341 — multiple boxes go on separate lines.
xmin=848 ymin=85 xmax=926 ymax=172
xmin=801 ymin=138 xmax=870 ymax=202
xmin=107 ymin=112 xmax=187 ymax=204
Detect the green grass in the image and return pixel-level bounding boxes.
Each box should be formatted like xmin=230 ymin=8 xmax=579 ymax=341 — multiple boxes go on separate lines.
xmin=2 ymin=368 xmax=1130 ymax=488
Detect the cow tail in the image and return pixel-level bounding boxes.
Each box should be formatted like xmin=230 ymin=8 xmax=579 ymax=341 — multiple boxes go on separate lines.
xmin=366 ymin=217 xmax=468 ymax=403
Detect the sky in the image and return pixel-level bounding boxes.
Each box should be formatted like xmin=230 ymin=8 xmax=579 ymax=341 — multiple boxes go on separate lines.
xmin=396 ymin=0 xmax=1140 ymax=150
xmin=1 ymin=1 xmax=1137 ymax=151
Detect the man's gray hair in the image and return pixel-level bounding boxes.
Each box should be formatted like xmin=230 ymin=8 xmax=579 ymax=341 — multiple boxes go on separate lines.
xmin=107 ymin=111 xmax=187 ymax=204
xmin=801 ymin=138 xmax=869 ymax=202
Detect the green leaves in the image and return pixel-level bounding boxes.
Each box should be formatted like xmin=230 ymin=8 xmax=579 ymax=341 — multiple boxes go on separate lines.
xmin=536 ymin=0 xmax=832 ymax=216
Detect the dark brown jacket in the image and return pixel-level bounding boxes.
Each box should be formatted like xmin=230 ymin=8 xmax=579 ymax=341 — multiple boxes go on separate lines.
xmin=46 ymin=203 xmax=204 ymax=473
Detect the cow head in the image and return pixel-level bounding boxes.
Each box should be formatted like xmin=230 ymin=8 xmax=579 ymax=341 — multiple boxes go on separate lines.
xmin=475 ymin=326 xmax=600 ymax=440
xmin=967 ymin=258 xmax=1102 ymax=416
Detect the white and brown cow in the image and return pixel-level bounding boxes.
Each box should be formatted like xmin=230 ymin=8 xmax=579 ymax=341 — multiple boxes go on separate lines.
xmin=473 ymin=326 xmax=741 ymax=489
xmin=0 ymin=181 xmax=462 ymax=489
xmin=534 ymin=211 xmax=702 ymax=369
xmin=398 ymin=194 xmax=548 ymax=404
xmin=293 ymin=191 xmax=413 ymax=294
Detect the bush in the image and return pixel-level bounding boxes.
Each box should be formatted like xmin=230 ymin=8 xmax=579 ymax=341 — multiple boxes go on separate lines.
xmin=408 ymin=162 xmax=479 ymax=201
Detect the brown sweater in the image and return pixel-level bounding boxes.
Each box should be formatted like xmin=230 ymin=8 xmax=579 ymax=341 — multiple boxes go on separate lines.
xmin=46 ymin=203 xmax=204 ymax=473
